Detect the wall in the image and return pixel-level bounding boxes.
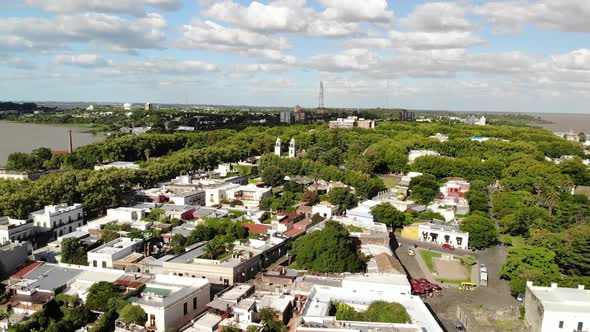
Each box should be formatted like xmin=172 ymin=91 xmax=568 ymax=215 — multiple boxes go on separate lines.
xmin=0 ymin=244 xmax=28 ymax=279
xmin=141 ymin=284 xmax=210 ymax=331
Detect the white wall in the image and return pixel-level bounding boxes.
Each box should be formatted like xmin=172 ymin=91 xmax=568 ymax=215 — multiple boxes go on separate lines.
xmin=141 ymin=283 xmax=210 ymax=331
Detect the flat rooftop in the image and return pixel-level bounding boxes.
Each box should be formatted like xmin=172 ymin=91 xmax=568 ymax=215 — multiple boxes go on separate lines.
xmin=18 ymin=263 xmax=84 ymax=291
xmin=529 ymin=283 xmax=590 ymax=313
xmin=89 ymin=238 xmax=141 ymax=255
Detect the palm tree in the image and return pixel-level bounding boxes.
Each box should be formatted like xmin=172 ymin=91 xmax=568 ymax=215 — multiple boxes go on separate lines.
xmin=543 ymin=191 xmax=560 ymax=216
xmin=204 ymin=241 xmax=222 ymax=259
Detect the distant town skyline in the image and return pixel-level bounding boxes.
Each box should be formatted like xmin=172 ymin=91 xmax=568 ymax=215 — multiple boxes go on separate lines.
xmin=1 ymin=1 xmax=590 ymax=113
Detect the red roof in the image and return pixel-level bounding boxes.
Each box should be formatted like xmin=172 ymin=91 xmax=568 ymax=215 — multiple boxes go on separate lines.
xmin=293 ymin=219 xmax=311 ymax=230
xmin=11 ymin=261 xmax=43 ymax=280
xmin=283 ymin=228 xmax=305 ymax=238
xmin=243 ymin=223 xmax=271 ymax=234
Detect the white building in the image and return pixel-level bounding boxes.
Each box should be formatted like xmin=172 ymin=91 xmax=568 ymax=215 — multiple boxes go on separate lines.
xmin=107 ymin=207 xmax=146 ymax=223
xmin=225 ymin=184 xmax=272 ymax=209
xmin=525 ymin=281 xmax=590 ymax=332
xmin=132 ymin=274 xmax=210 ymax=332
xmin=123 ymin=103 xmax=132 ymax=110
xmin=86 ymin=105 xmax=94 ymax=111
xmin=408 ymin=150 xmax=440 ymax=163
xmin=94 ymin=161 xmax=140 ymax=171
xmin=87 ymin=237 xmax=143 ymax=269
xmin=418 ymin=221 xmax=469 ymax=249
xmin=274 ymin=137 xmax=282 ymax=157
xmin=345 ymin=200 xmax=378 ymax=226
xmin=288 ymin=138 xmax=296 ymax=158
xmin=0 ymin=216 xmax=35 ymax=245
xmin=328 ymin=116 xmax=375 ymax=129
xmin=204 ymin=183 xmax=241 ymax=206
xmin=399 ymin=171 xmax=424 ymax=187
xmin=429 ymin=133 xmax=449 ymax=142
xmin=299 ymin=273 xmax=442 ymax=332
xmin=30 ymin=203 xmax=84 ymax=239
xmin=0 ymin=242 xmax=28 ymax=279
xmin=312 ymin=201 xmax=338 ymax=219
xmin=170 ymin=190 xmax=205 ymax=206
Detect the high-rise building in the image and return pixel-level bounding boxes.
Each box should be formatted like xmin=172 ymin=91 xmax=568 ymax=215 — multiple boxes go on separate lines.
xmin=145 ymin=102 xmax=155 ymax=111
xmin=400 ymin=110 xmax=416 ymax=121
xmin=123 ymin=103 xmax=132 ymax=111
xmin=280 ymin=111 xmax=293 ymax=124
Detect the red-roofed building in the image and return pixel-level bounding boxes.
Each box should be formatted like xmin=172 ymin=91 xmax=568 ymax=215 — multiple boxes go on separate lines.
xmin=243 ymin=224 xmax=271 ymax=235
xmin=10 ymin=261 xmax=43 ymax=280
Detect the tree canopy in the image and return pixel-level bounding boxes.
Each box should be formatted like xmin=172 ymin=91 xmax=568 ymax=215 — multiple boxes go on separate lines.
xmin=371 ymin=203 xmax=406 ymax=229
xmin=291 ymin=221 xmax=366 ymax=273
xmin=460 ymin=212 xmax=498 ymax=248
xmin=86 ymin=282 xmax=121 ymax=312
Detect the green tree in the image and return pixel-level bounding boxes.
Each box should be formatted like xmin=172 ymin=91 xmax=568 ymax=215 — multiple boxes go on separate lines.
xmin=371 ymin=203 xmax=406 ymax=229
xmin=302 ymin=190 xmax=319 ymax=205
xmin=118 ymin=304 xmax=147 ymax=326
xmin=100 ymin=229 xmax=121 ymax=243
xmin=500 ymin=245 xmax=560 ymax=295
xmin=501 ymin=206 xmax=552 ymax=237
xmin=326 ymin=188 xmax=357 ymax=210
xmin=5 ymin=152 xmax=43 ymax=172
xmin=261 ymin=164 xmax=285 ymax=187
xmin=61 ymin=238 xmax=89 ymax=265
xmin=291 ymin=221 xmax=365 ymax=273
xmin=170 ymin=234 xmax=186 ymax=255
xmin=86 ymin=282 xmax=121 ymax=312
xmin=221 ymin=325 xmax=241 ymax=332
xmin=89 ymin=308 xmax=118 ymax=332
xmin=258 ymin=307 xmax=287 ymax=332
xmin=409 ymin=174 xmax=439 ymax=204
xmin=460 ymin=212 xmax=498 ymax=248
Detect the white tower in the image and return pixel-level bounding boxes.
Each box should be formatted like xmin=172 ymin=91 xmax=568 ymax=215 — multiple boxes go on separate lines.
xmin=479 ymin=116 xmax=486 ymax=126
xmin=288 ymin=138 xmax=296 ymax=158
xmin=274 ymin=137 xmax=282 ymax=156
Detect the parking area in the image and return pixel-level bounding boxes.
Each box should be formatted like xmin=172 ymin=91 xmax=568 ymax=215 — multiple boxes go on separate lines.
xmin=394 ymin=235 xmax=526 ymax=331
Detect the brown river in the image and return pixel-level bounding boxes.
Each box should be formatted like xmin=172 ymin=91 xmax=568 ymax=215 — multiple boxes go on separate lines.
xmin=0 ymin=122 xmax=104 ymax=166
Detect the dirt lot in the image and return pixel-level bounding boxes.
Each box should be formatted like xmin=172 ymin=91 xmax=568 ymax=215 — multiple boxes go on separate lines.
xmin=394 ymin=235 xmax=527 ymax=331
xmin=433 ymin=258 xmax=468 ymax=280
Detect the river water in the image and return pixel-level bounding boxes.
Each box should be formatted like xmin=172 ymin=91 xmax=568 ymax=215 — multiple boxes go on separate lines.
xmin=532 ymin=114 xmax=590 ymax=133
xmin=0 ymin=122 xmax=104 ymax=166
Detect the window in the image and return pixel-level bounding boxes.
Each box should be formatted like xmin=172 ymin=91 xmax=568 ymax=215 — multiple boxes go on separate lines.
xmin=193 ymin=297 xmax=197 ymax=310
xmin=102 ymin=261 xmax=107 ymax=268
xmin=578 ymin=322 xmax=584 ymax=331
xmin=93 ymin=260 xmax=97 ymax=267
xmin=559 ymin=321 xmax=564 ymax=328
xmin=184 ymin=302 xmax=188 ymax=315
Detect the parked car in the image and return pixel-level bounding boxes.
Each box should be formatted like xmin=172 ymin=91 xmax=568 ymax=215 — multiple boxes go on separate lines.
xmin=452 ymin=320 xmax=466 ymax=331
xmin=517 ymin=293 xmax=524 ymax=303
xmin=408 ymin=248 xmax=416 ymax=256
xmin=442 ymin=243 xmax=455 ymax=250
xmin=480 ymin=264 xmax=487 ymax=273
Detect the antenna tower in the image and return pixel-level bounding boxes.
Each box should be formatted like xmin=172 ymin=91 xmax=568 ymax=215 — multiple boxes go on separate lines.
xmin=318 ymin=81 xmax=324 ymax=108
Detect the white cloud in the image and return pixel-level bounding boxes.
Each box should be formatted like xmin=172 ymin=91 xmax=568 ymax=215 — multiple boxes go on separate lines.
xmin=304 ymin=48 xmax=382 ymax=72
xmin=400 ymin=2 xmax=475 ymax=32
xmin=0 ymin=13 xmax=167 ymax=53
xmin=319 ymin=0 xmax=394 ymax=23
xmin=552 ymin=49 xmax=590 ymax=71
xmin=25 ymin=0 xmax=181 ymax=16
xmin=179 ymin=20 xmax=295 ymax=63
xmin=389 ymin=31 xmax=483 ymax=50
xmin=96 ymin=58 xmax=218 ymax=78
xmin=54 ymin=54 xmax=111 ymax=68
xmin=200 ymin=0 xmax=387 ymax=38
xmin=476 ymin=0 xmax=590 ymax=32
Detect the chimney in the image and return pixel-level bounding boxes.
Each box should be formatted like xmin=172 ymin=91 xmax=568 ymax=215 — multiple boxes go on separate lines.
xmin=68 ymin=130 xmax=73 ymax=153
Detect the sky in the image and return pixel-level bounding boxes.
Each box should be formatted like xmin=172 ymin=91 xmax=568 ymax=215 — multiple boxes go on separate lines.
xmin=1 ymin=0 xmax=590 ymax=113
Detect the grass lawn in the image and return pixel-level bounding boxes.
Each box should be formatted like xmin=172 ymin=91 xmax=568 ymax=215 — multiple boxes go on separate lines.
xmin=345 ymin=225 xmax=366 ymax=233
xmin=379 ymin=175 xmax=401 ymax=189
xmin=419 ymin=250 xmax=442 ymax=272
